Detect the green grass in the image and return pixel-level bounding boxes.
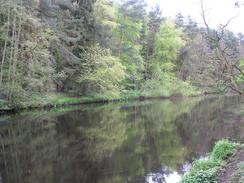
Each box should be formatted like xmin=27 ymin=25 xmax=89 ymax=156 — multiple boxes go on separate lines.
xmin=0 ymin=91 xmax=140 ymax=111
xmin=19 ymin=94 xmax=95 ymax=109
xmin=211 ymin=139 xmax=239 ymax=161
xmin=121 ymin=90 xmax=141 ymax=100
xmin=181 ymin=140 xmax=240 ymax=183
xmin=0 ymin=86 xmax=200 ymax=112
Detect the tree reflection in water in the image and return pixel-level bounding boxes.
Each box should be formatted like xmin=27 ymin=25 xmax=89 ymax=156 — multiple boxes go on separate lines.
xmin=0 ymin=95 xmax=243 ymax=183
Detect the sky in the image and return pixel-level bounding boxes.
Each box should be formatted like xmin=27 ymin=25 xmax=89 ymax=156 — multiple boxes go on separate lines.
xmin=145 ymin=0 xmax=244 ymax=33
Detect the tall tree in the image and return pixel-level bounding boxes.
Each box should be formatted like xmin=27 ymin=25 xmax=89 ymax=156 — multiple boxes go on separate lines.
xmin=115 ymin=0 xmax=147 ymax=90
xmin=175 ymin=13 xmax=184 ymax=28
xmin=141 ymin=21 xmax=189 ymax=97
xmin=141 ymin=5 xmax=163 ymax=80
xmin=200 ymin=0 xmax=243 ymax=94
xmin=94 ymin=0 xmax=118 ymax=48
xmin=0 ymin=0 xmax=55 ymax=102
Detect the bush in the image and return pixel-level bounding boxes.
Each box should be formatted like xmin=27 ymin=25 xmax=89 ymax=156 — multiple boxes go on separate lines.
xmin=140 ymin=76 xmax=199 ymax=97
xmin=0 ymin=99 xmax=6 ymax=108
xmin=182 ymin=168 xmax=219 ymax=183
xmin=191 ymin=159 xmax=222 ymax=172
xmin=79 ymin=45 xmax=126 ymax=98
xmin=211 ymin=139 xmax=239 ymax=161
xmin=181 ymin=140 xmax=240 ymax=183
xmin=181 ymin=159 xmax=221 ymax=183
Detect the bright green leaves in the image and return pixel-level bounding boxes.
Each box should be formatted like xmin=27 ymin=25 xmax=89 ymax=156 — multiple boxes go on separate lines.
xmin=181 ymin=140 xmax=240 ymax=183
xmin=0 ymin=0 xmax=200 ymax=104
xmin=211 ymin=140 xmax=239 ymax=161
xmin=154 ymin=20 xmax=185 ymax=64
xmin=149 ymin=20 xmax=185 ymax=79
xmin=141 ymin=20 xmax=197 ymax=97
xmin=79 ymin=45 xmax=126 ymax=98
xmin=114 ymin=0 xmax=146 ymax=90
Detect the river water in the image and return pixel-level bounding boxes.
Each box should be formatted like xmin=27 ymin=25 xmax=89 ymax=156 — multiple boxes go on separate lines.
xmin=0 ymin=95 xmax=243 ymax=183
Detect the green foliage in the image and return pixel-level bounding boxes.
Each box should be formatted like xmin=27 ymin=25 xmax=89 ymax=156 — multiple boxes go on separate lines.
xmin=114 ymin=0 xmax=146 ymax=90
xmin=79 ymin=45 xmax=126 ymax=98
xmin=121 ymin=90 xmax=140 ymax=100
xmin=0 ymin=1 xmax=56 ymax=103
xmin=181 ymin=140 xmax=240 ymax=183
xmin=150 ymin=20 xmax=184 ymax=78
xmin=19 ymin=27 xmax=55 ymax=93
xmin=94 ymin=0 xmax=118 ymax=47
xmin=0 ymin=99 xmax=7 ymax=109
xmin=237 ymin=59 xmax=244 ymax=85
xmin=191 ymin=159 xmax=222 ymax=172
xmin=0 ymin=0 xmax=200 ymax=110
xmin=182 ymin=168 xmax=219 ymax=183
xmin=154 ymin=20 xmax=185 ymax=63
xmin=141 ymin=20 xmax=198 ymax=97
xmin=211 ymin=139 xmax=239 ymax=161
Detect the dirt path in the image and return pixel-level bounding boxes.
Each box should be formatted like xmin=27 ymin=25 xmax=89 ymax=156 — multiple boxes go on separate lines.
xmin=217 ymin=147 xmax=244 ymax=183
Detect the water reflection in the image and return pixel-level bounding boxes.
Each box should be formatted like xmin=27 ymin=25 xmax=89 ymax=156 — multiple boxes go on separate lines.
xmin=146 ymin=169 xmax=181 ymax=183
xmin=0 ymin=95 xmax=243 ymax=183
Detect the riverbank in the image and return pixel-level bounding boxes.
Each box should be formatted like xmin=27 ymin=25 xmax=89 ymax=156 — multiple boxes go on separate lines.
xmin=217 ymin=147 xmax=244 ymax=183
xmin=0 ymin=94 xmax=132 ymax=114
xmin=181 ymin=140 xmax=244 ymax=183
xmin=0 ymin=91 xmax=203 ymax=114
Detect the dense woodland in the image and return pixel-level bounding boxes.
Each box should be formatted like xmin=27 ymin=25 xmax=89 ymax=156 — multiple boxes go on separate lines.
xmin=0 ymin=0 xmax=243 ymax=107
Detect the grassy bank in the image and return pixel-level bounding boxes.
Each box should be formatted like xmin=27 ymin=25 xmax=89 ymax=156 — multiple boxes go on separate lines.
xmin=0 ymin=94 xmax=125 ymax=113
xmin=0 ymin=89 xmax=201 ymax=114
xmin=181 ymin=140 xmax=243 ymax=183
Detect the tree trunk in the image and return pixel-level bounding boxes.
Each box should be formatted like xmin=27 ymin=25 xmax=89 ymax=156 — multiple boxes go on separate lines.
xmin=7 ymin=8 xmax=17 ymax=101
xmin=0 ymin=7 xmax=10 ymax=86
xmin=12 ymin=1 xmax=23 ymax=87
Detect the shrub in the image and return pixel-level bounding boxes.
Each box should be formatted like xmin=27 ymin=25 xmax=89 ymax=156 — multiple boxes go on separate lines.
xmin=181 ymin=159 xmax=221 ymax=183
xmin=182 ymin=168 xmax=219 ymax=183
xmin=0 ymin=99 xmax=6 ymax=108
xmin=78 ymin=45 xmax=126 ymax=98
xmin=191 ymin=159 xmax=222 ymax=172
xmin=211 ymin=139 xmax=239 ymax=161
xmin=181 ymin=140 xmax=240 ymax=183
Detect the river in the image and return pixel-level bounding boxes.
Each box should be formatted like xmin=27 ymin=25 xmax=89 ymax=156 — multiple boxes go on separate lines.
xmin=0 ymin=95 xmax=243 ymax=183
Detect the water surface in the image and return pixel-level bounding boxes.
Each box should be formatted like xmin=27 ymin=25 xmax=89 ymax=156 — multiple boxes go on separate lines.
xmin=0 ymin=95 xmax=243 ymax=183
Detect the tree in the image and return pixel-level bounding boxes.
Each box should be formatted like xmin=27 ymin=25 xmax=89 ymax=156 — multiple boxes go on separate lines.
xmin=200 ymin=0 xmax=243 ymax=94
xmin=154 ymin=21 xmax=184 ymax=64
xmin=94 ymin=0 xmax=118 ymax=48
xmin=178 ymin=33 xmax=224 ymax=91
xmin=78 ymin=45 xmax=125 ymax=98
xmin=37 ymin=0 xmax=98 ymax=93
xmin=141 ymin=21 xmax=197 ymax=97
xmin=114 ymin=0 xmax=147 ymax=90
xmin=141 ymin=5 xmax=163 ymax=80
xmin=175 ymin=13 xmax=184 ymax=28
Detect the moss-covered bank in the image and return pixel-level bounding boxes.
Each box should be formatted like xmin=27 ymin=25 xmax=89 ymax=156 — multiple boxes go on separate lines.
xmin=181 ymin=140 xmax=243 ymax=183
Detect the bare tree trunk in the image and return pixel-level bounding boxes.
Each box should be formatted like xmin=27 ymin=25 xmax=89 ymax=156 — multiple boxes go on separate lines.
xmin=118 ymin=33 xmax=124 ymax=58
xmin=216 ymin=46 xmax=242 ymax=94
xmin=200 ymin=0 xmax=243 ymax=94
xmin=12 ymin=1 xmax=23 ymax=87
xmin=0 ymin=7 xmax=10 ymax=86
xmin=7 ymin=8 xmax=17 ymax=101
